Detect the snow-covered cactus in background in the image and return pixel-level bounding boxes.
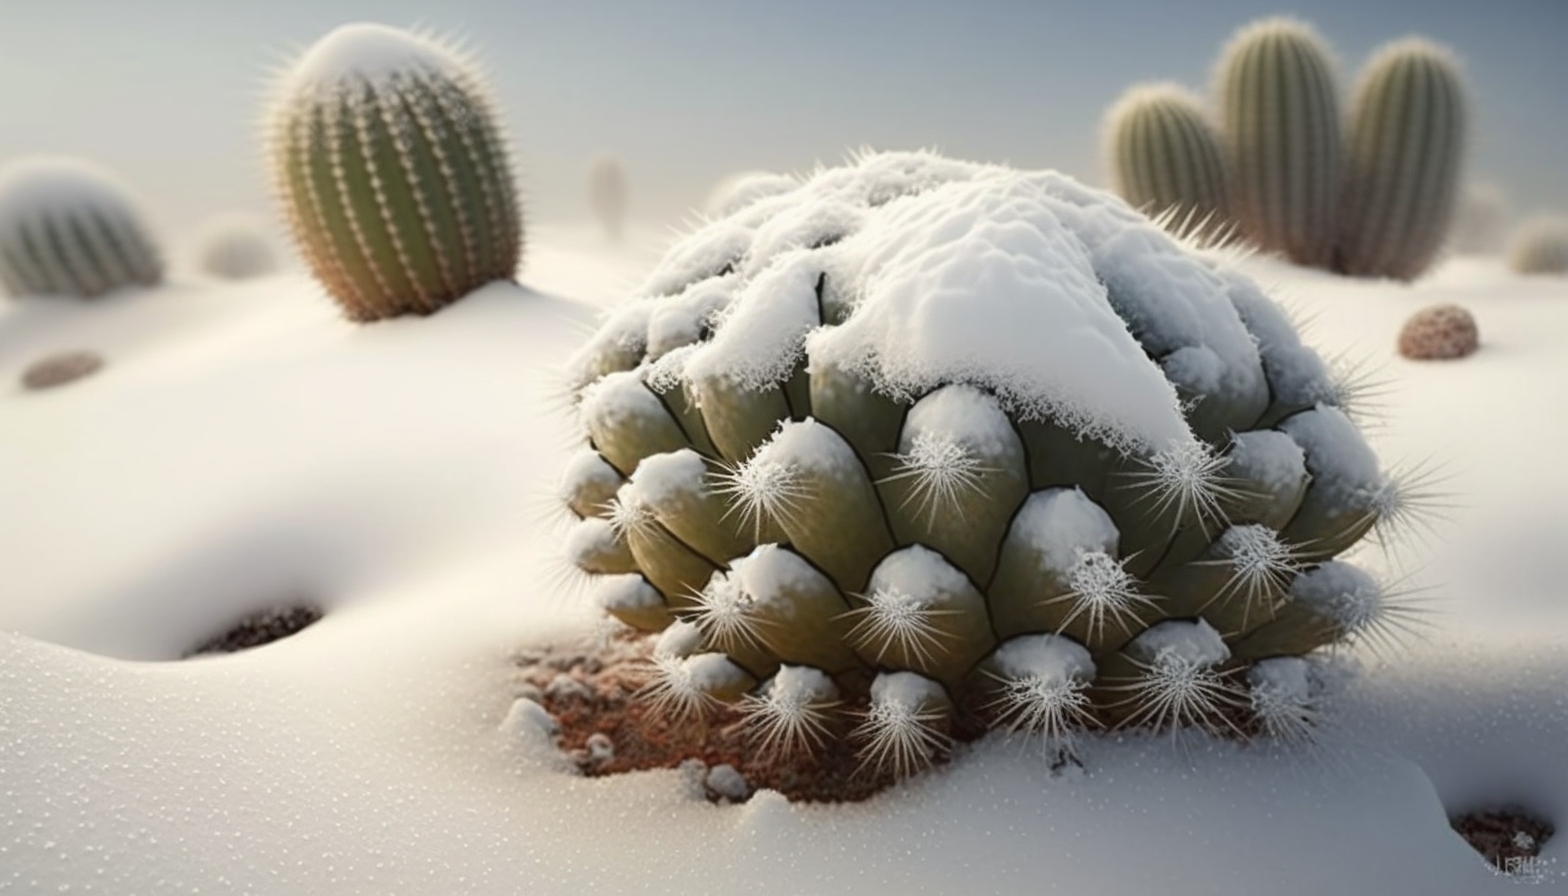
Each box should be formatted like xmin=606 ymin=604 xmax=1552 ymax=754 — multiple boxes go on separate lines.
xmin=588 ymin=155 xmax=628 ymax=242
xmin=1335 ymin=39 xmax=1467 ymax=281
xmin=560 ymin=151 xmax=1409 ymax=782
xmin=266 ymin=23 xmax=522 ymax=322
xmin=1448 ymin=182 xmax=1509 ymax=256
xmin=1507 ymin=215 xmax=1568 ymax=276
xmin=192 ymin=213 xmax=279 ymax=280
xmin=0 ymin=157 xmax=163 ymax=299
xmin=1103 ymin=83 xmax=1233 ymax=241
xmin=1215 ymin=18 xmax=1343 ymax=268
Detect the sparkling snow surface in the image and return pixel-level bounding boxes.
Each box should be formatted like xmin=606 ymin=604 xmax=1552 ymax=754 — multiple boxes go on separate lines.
xmin=0 ymin=231 xmax=1565 ymax=893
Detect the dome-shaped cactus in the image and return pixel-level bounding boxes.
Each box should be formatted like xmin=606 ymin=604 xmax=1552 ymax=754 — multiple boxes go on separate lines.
xmin=0 ymin=157 xmax=163 ymax=299
xmin=1103 ymin=83 xmax=1233 ymax=242
xmin=1508 ymin=215 xmax=1568 ymax=276
xmin=191 ymin=212 xmax=280 ymax=280
xmin=560 ymin=151 xmax=1407 ymax=780
xmin=266 ymin=23 xmax=522 ymax=322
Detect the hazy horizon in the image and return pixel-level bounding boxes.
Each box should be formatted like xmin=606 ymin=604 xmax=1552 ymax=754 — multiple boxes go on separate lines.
xmin=1 ymin=0 xmax=1564 ymax=250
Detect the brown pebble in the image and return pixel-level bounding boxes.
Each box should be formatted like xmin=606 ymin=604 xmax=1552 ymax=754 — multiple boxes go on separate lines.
xmin=1398 ymin=304 xmax=1478 ymax=361
xmin=21 ymin=350 xmax=104 ymax=390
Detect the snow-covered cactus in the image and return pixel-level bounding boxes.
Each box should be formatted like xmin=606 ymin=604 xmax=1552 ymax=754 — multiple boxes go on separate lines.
xmin=588 ymin=155 xmax=628 ymax=242
xmin=560 ymin=151 xmax=1407 ymax=781
xmin=1103 ymin=84 xmax=1233 ymax=241
xmin=1507 ymin=215 xmax=1568 ymax=276
xmin=266 ymin=23 xmax=522 ymax=322
xmin=192 ymin=213 xmax=279 ymax=280
xmin=1335 ymin=39 xmax=1467 ymax=281
xmin=0 ymin=157 xmax=163 ymax=299
xmin=1215 ymin=18 xmax=1343 ymax=268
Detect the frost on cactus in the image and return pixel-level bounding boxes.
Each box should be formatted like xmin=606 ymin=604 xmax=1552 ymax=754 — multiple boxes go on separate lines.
xmin=267 ymin=23 xmax=522 ymax=322
xmin=557 ymin=150 xmax=1407 ymax=792
xmin=0 ymin=157 xmax=163 ymax=299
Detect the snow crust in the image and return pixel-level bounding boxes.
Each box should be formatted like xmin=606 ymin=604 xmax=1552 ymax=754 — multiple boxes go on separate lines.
xmin=731 ymin=544 xmax=823 ymax=613
xmin=627 ymin=448 xmax=707 ymax=507
xmin=900 ymin=383 xmax=1017 ymax=457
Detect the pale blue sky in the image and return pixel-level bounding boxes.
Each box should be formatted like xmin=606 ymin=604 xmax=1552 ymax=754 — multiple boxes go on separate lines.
xmin=0 ymin=0 xmax=1563 ymax=242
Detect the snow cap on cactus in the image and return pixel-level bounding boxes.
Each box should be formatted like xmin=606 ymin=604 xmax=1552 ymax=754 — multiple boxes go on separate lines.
xmin=560 ymin=149 xmax=1400 ymax=785
xmin=267 ymin=22 xmax=522 ymax=322
xmin=0 ymin=156 xmax=163 ymax=299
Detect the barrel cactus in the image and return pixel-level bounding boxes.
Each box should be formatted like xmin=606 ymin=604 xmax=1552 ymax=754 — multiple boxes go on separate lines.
xmin=1103 ymin=83 xmax=1233 ymax=242
xmin=266 ymin=22 xmax=522 ymax=322
xmin=1336 ymin=39 xmax=1467 ymax=280
xmin=1215 ymin=17 xmax=1343 ymax=269
xmin=1508 ymin=215 xmax=1568 ymax=276
xmin=0 ymin=157 xmax=163 ymax=299
xmin=561 ymin=151 xmax=1408 ymax=780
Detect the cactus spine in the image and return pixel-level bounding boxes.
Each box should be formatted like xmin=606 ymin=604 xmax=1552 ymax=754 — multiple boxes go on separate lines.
xmin=0 ymin=157 xmax=163 ymax=299
xmin=1103 ymin=84 xmax=1233 ymax=240
xmin=1215 ymin=18 xmax=1343 ymax=268
xmin=267 ymin=23 xmax=522 ymax=322
xmin=1336 ymin=39 xmax=1467 ymax=280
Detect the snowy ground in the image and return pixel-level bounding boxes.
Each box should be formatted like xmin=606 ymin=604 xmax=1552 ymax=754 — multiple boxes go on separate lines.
xmin=0 ymin=223 xmax=1564 ymax=894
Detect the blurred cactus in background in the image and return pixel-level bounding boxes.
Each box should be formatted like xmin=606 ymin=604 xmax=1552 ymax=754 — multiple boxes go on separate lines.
xmin=1103 ymin=83 xmax=1233 ymax=242
xmin=1508 ymin=215 xmax=1568 ymax=275
xmin=1214 ymin=17 xmax=1343 ymax=268
xmin=1448 ymin=183 xmax=1511 ymax=256
xmin=266 ymin=23 xmax=522 ymax=322
xmin=558 ymin=151 xmax=1414 ymax=784
xmin=1105 ymin=18 xmax=1469 ymax=283
xmin=192 ymin=213 xmax=279 ymax=281
xmin=588 ymin=155 xmax=628 ymax=242
xmin=0 ymin=157 xmax=163 ymax=299
xmin=1336 ymin=39 xmax=1467 ymax=280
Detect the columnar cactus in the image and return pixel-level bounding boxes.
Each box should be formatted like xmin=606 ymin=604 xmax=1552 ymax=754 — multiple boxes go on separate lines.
xmin=1215 ymin=18 xmax=1343 ymax=268
xmin=1103 ymin=83 xmax=1233 ymax=241
xmin=1336 ymin=39 xmax=1467 ymax=280
xmin=0 ymin=157 xmax=163 ymax=299
xmin=267 ymin=23 xmax=522 ymax=322
xmin=1508 ymin=215 xmax=1568 ymax=276
xmin=588 ymin=155 xmax=628 ymax=242
xmin=192 ymin=213 xmax=279 ymax=280
xmin=561 ymin=151 xmax=1408 ymax=780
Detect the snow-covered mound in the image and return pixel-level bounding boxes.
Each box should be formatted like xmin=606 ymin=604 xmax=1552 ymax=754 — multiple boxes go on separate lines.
xmin=0 ymin=223 xmax=1564 ymax=893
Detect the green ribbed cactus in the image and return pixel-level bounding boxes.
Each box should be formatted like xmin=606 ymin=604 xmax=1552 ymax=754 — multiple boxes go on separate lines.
xmin=561 ymin=151 xmax=1413 ymax=781
xmin=1103 ymin=83 xmax=1233 ymax=242
xmin=1215 ymin=17 xmax=1343 ymax=268
xmin=1336 ymin=39 xmax=1467 ymax=280
xmin=0 ymin=157 xmax=163 ymax=299
xmin=1507 ymin=215 xmax=1568 ymax=276
xmin=267 ymin=23 xmax=522 ymax=322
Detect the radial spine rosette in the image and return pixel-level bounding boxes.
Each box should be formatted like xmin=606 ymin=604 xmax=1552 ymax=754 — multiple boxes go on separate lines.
xmin=0 ymin=157 xmax=163 ymax=299
xmin=558 ymin=150 xmax=1400 ymax=781
xmin=266 ymin=23 xmax=522 ymax=322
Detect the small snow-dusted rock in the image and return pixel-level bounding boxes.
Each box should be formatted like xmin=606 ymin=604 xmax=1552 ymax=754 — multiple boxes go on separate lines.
xmin=1397 ymin=303 xmax=1479 ymax=361
xmin=704 ymin=763 xmax=752 ymax=802
xmin=499 ymin=698 xmax=563 ymax=759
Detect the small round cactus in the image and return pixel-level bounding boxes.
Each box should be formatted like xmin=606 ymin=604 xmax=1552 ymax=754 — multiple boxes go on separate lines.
xmin=559 ymin=151 xmax=1411 ymax=783
xmin=1397 ymin=304 xmax=1478 ymax=361
xmin=266 ymin=23 xmax=523 ymax=322
xmin=0 ymin=157 xmax=163 ymax=299
xmin=1448 ymin=182 xmax=1510 ymax=256
xmin=1336 ymin=39 xmax=1468 ymax=281
xmin=192 ymin=213 xmax=279 ymax=280
xmin=1508 ymin=215 xmax=1568 ymax=276
xmin=1103 ymin=83 xmax=1233 ymax=241
xmin=1214 ymin=17 xmax=1343 ymax=269
xmin=587 ymin=155 xmax=628 ymax=242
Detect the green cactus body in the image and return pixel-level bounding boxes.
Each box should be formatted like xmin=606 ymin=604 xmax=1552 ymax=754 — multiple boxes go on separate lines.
xmin=558 ymin=152 xmax=1400 ymax=782
xmin=0 ymin=158 xmax=163 ymax=299
xmin=268 ymin=23 xmax=521 ymax=322
xmin=1215 ymin=18 xmax=1343 ymax=268
xmin=1335 ymin=39 xmax=1467 ymax=280
xmin=1103 ymin=83 xmax=1233 ymax=240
